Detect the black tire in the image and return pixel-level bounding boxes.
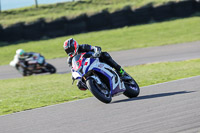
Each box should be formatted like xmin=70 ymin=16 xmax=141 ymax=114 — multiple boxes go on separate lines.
xmin=46 ymin=63 xmax=56 ymax=74
xmin=22 ymin=70 xmax=28 ymax=76
xmin=22 ymin=69 xmax=33 ymax=76
xmin=86 ymin=78 xmax=112 ymax=103
xmin=17 ymin=66 xmax=31 ymax=76
xmin=123 ymin=77 xmax=140 ymax=98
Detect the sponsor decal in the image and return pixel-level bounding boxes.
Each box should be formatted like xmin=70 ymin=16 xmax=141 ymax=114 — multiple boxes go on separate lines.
xmin=98 ymin=64 xmax=104 ymax=68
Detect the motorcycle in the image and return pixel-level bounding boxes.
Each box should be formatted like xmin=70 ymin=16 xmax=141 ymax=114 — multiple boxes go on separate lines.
xmin=11 ymin=56 xmax=56 ymax=76
xmin=71 ymin=52 xmax=140 ymax=103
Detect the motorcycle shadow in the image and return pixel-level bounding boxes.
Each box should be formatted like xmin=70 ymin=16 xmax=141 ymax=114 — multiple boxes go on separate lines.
xmin=112 ymin=91 xmax=195 ymax=104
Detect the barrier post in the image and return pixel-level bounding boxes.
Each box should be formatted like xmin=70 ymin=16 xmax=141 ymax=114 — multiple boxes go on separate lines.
xmin=35 ymin=0 xmax=38 ymax=8
xmin=0 ymin=0 xmax=1 ymax=13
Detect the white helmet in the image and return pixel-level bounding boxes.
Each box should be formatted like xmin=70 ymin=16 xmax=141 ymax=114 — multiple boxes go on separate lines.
xmin=16 ymin=49 xmax=25 ymax=58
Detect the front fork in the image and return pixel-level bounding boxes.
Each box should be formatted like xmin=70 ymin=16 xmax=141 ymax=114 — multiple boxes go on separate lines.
xmin=89 ymin=75 xmax=110 ymax=94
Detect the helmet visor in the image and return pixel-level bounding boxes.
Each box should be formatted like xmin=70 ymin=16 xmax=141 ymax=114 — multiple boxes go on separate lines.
xmin=65 ymin=46 xmax=74 ymax=56
xmin=19 ymin=50 xmax=25 ymax=58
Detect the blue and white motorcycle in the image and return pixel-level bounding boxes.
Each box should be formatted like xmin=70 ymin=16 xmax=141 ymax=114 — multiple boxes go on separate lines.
xmin=71 ymin=52 xmax=140 ymax=103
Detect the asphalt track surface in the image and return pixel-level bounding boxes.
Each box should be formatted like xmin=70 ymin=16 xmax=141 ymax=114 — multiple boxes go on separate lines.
xmin=1 ymin=41 xmax=200 ymax=133
xmin=0 ymin=75 xmax=200 ymax=133
xmin=0 ymin=41 xmax=200 ymax=80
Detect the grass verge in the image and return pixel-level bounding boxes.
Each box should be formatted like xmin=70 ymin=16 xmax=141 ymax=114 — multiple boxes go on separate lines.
xmin=0 ymin=0 xmax=180 ymax=27
xmin=0 ymin=16 xmax=200 ymax=66
xmin=0 ymin=59 xmax=200 ymax=116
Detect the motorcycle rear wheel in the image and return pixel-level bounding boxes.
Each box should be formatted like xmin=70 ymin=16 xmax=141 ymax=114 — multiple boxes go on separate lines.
xmin=17 ymin=65 xmax=32 ymax=76
xmin=86 ymin=78 xmax=112 ymax=103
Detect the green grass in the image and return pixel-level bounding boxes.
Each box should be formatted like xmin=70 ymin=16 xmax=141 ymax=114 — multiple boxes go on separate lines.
xmin=0 ymin=59 xmax=200 ymax=116
xmin=0 ymin=16 xmax=200 ymax=66
xmin=0 ymin=0 xmax=180 ymax=27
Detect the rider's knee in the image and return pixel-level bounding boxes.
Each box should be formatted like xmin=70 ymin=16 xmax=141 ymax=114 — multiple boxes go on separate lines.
xmin=101 ymin=52 xmax=111 ymax=59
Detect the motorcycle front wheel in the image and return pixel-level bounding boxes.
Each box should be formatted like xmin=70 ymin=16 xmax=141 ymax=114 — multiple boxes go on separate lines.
xmin=86 ymin=78 xmax=112 ymax=104
xmin=17 ymin=65 xmax=32 ymax=76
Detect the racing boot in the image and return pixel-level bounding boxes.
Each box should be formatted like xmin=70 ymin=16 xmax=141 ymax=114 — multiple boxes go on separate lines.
xmin=77 ymin=80 xmax=87 ymax=91
xmin=100 ymin=52 xmax=131 ymax=80
xmin=117 ymin=68 xmax=125 ymax=78
xmin=119 ymin=68 xmax=125 ymax=77
xmin=117 ymin=68 xmax=131 ymax=80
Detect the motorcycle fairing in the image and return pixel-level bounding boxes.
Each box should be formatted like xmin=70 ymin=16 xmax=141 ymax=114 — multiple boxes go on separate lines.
xmin=82 ymin=58 xmax=126 ymax=96
xmin=71 ymin=69 xmax=82 ymax=80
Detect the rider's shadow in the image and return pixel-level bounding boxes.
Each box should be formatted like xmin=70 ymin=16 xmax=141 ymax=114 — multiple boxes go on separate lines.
xmin=112 ymin=91 xmax=195 ymax=103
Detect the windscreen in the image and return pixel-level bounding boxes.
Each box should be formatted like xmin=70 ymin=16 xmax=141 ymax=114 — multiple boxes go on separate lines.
xmin=72 ymin=53 xmax=85 ymax=71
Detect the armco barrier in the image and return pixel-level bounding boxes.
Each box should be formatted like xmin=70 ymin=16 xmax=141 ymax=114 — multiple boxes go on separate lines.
xmin=153 ymin=2 xmax=174 ymax=21
xmin=2 ymin=22 xmax=24 ymax=41
xmin=172 ymin=1 xmax=196 ymax=17
xmin=0 ymin=0 xmax=199 ymax=44
xmin=44 ymin=17 xmax=67 ymax=38
xmin=22 ymin=19 xmax=45 ymax=40
xmin=0 ymin=25 xmax=4 ymax=41
xmin=196 ymin=1 xmax=200 ymax=11
xmin=86 ymin=11 xmax=111 ymax=31
xmin=65 ymin=14 xmax=88 ymax=35
xmin=131 ymin=4 xmax=154 ymax=25
xmin=109 ymin=7 xmax=132 ymax=28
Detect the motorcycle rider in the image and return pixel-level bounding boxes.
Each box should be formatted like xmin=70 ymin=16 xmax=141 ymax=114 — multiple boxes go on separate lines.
xmin=10 ymin=49 xmax=46 ymax=72
xmin=63 ymin=38 xmax=126 ymax=91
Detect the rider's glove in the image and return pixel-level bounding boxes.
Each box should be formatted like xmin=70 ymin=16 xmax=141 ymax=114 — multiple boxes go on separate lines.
xmin=92 ymin=46 xmax=101 ymax=58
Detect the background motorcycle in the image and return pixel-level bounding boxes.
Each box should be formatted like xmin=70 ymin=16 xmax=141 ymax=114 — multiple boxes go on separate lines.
xmin=16 ymin=58 xmax=56 ymax=76
xmin=71 ymin=52 xmax=140 ymax=103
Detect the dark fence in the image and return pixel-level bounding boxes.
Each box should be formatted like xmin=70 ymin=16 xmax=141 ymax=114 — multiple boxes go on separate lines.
xmin=0 ymin=0 xmax=199 ymax=43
